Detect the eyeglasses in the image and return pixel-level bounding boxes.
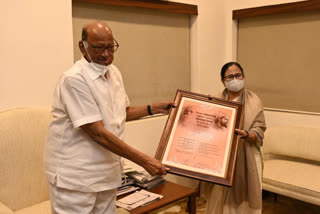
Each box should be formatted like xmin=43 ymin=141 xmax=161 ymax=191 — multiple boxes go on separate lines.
xmin=85 ymin=39 xmax=119 ymax=54
xmin=224 ymin=73 xmax=244 ymax=81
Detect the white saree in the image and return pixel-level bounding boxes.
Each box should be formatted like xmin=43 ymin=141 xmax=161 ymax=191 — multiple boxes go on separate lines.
xmin=203 ymin=89 xmax=267 ymax=214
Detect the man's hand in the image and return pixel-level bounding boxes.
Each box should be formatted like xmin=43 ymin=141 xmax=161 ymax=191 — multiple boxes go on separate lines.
xmin=151 ymin=101 xmax=176 ymax=115
xmin=142 ymin=156 xmax=170 ymax=176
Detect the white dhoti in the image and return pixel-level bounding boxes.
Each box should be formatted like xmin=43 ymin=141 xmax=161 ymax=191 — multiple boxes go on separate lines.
xmin=49 ymin=183 xmax=117 ymax=214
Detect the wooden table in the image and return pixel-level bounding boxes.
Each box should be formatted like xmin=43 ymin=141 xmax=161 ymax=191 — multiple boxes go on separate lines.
xmin=128 ymin=181 xmax=197 ymax=214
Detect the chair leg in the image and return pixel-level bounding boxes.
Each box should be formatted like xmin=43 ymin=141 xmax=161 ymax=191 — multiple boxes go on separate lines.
xmin=262 ymin=190 xmax=269 ymax=200
xmin=273 ymin=193 xmax=278 ymax=202
xmin=186 ymin=195 xmax=197 ymax=214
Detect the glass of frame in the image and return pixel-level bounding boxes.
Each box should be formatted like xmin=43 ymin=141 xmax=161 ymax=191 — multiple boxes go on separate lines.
xmin=155 ymin=89 xmax=244 ymax=186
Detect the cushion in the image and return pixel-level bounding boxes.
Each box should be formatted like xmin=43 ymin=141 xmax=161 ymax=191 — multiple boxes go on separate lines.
xmin=263 ymin=159 xmax=320 ymax=205
xmin=263 ymin=126 xmax=320 ymax=162
xmin=13 ymin=200 xmax=130 ymax=214
xmin=0 ymin=201 xmax=14 ymax=214
xmin=0 ymin=108 xmax=52 ymax=211
xmin=14 ymin=200 xmax=50 ymax=214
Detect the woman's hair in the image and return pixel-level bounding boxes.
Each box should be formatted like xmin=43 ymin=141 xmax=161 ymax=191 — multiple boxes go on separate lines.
xmin=220 ymin=62 xmax=244 ymax=80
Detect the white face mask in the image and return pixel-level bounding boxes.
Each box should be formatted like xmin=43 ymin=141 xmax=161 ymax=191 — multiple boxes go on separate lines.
xmin=88 ymin=61 xmax=110 ymax=74
xmin=225 ymin=79 xmax=244 ymax=92
xmin=83 ymin=41 xmax=110 ymax=73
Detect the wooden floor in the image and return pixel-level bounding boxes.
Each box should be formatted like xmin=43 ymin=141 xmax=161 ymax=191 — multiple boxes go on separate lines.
xmin=262 ymin=192 xmax=320 ymax=214
xmin=150 ymin=191 xmax=320 ymax=214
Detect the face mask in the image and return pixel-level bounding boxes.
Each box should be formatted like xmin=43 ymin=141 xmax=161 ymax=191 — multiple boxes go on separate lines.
xmin=225 ymin=79 xmax=244 ymax=92
xmin=88 ymin=61 xmax=110 ymax=74
xmin=83 ymin=41 xmax=110 ymax=73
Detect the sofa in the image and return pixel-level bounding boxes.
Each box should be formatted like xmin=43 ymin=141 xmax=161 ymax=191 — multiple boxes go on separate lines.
xmin=0 ymin=108 xmax=130 ymax=214
xmin=262 ymin=114 xmax=320 ymax=206
xmin=0 ymin=108 xmax=52 ymax=214
xmin=3 ymin=107 xmax=319 ymax=212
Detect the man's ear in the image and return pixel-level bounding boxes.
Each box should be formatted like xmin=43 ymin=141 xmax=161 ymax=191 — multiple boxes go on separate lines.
xmin=79 ymin=41 xmax=86 ymax=55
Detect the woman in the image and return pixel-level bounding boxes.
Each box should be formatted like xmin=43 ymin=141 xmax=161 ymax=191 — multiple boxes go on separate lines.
xmin=204 ymin=62 xmax=267 ymax=214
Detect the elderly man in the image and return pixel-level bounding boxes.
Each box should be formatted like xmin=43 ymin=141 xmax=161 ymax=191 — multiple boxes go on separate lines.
xmin=44 ymin=21 xmax=172 ymax=214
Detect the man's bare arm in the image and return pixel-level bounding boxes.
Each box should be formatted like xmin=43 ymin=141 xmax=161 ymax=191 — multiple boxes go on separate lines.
xmin=81 ymin=120 xmax=168 ymax=175
xmin=126 ymin=101 xmax=174 ymax=121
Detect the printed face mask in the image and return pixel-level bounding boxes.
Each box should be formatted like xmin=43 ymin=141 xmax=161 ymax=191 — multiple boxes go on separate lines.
xmin=225 ymin=79 xmax=244 ymax=92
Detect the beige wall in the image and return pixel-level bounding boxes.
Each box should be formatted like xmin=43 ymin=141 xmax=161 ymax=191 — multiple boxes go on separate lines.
xmin=0 ymin=0 xmax=74 ymax=111
xmin=1 ymin=0 xmax=306 ymax=111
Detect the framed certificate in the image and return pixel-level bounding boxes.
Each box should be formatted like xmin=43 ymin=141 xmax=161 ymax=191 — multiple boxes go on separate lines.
xmin=155 ymin=89 xmax=244 ymax=186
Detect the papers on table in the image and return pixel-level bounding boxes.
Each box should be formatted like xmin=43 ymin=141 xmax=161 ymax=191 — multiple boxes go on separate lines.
xmin=116 ymin=189 xmax=163 ymax=210
xmin=127 ymin=170 xmax=163 ymax=183
xmin=117 ymin=159 xmax=165 ymax=210
xmin=122 ymin=158 xmax=166 ymax=190
xmin=117 ymin=186 xmax=140 ymax=197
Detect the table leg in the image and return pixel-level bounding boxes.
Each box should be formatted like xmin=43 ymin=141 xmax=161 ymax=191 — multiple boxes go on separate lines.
xmin=187 ymin=194 xmax=196 ymax=214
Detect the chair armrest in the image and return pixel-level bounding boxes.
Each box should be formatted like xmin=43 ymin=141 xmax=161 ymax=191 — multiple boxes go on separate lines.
xmin=0 ymin=201 xmax=14 ymax=214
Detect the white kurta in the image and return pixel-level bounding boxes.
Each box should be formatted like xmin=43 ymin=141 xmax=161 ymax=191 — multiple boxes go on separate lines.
xmin=45 ymin=57 xmax=130 ymax=192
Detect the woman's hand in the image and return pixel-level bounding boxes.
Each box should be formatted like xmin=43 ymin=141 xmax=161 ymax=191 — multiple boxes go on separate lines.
xmin=235 ymin=129 xmax=257 ymax=142
xmin=235 ymin=129 xmax=249 ymax=138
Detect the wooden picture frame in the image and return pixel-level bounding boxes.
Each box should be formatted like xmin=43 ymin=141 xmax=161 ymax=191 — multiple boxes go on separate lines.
xmin=155 ymin=89 xmax=244 ymax=186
